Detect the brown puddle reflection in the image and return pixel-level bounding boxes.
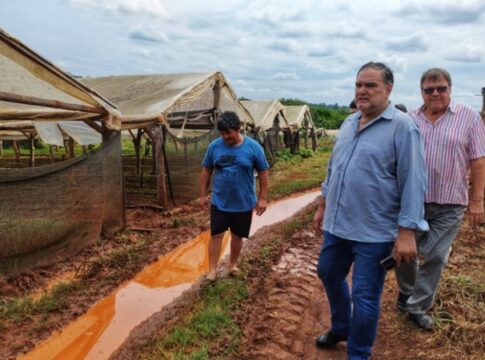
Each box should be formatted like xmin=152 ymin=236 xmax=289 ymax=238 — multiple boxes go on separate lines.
xmin=21 ymin=191 xmax=319 ymax=360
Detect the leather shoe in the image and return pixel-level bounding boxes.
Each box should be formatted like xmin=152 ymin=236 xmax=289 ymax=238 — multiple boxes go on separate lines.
xmin=315 ymin=331 xmax=348 ymax=348
xmin=408 ymin=312 xmax=434 ymax=330
xmin=396 ymin=292 xmax=410 ymax=312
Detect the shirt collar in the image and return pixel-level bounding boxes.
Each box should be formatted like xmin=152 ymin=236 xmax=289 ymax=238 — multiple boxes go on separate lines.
xmin=418 ymin=100 xmax=456 ymax=115
xmin=350 ymin=102 xmax=394 ymax=123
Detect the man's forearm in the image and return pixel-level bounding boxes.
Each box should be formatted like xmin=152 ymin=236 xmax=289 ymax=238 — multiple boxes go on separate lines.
xmin=258 ymin=170 xmax=269 ymax=201
xmin=470 ymin=157 xmax=485 ymax=201
xmin=199 ymin=168 xmax=212 ymax=198
xmin=317 ymin=195 xmax=326 ymax=211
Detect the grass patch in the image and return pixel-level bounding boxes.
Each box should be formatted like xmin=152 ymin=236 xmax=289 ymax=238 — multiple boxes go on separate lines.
xmin=425 ymin=226 xmax=485 ymax=359
xmin=268 ymin=137 xmax=332 ymax=199
xmin=0 ymin=281 xmax=84 ymax=323
xmin=79 ymin=238 xmax=149 ymax=280
xmin=139 ymin=277 xmax=247 ymax=359
xmin=281 ymin=213 xmax=314 ymax=234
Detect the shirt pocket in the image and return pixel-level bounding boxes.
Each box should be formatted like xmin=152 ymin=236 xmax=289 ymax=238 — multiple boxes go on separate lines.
xmin=355 ymin=139 xmax=395 ymax=176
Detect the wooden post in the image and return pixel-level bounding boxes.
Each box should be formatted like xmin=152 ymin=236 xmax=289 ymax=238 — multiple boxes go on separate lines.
xmin=303 ymin=115 xmax=309 ymax=149
xmin=12 ymin=140 xmax=20 ymax=162
xmin=28 ymin=135 xmax=35 ymax=167
xmin=155 ymin=127 xmax=168 ymax=208
xmin=0 ymin=140 xmax=3 ymax=157
xmin=48 ymin=145 xmax=55 ymax=163
xmin=274 ymin=117 xmax=281 ymax=150
xmin=213 ymin=79 xmax=221 ymax=124
xmin=68 ymin=138 xmax=75 ymax=159
xmin=311 ymin=128 xmax=317 ymax=151
xmin=132 ymin=129 xmax=142 ymax=175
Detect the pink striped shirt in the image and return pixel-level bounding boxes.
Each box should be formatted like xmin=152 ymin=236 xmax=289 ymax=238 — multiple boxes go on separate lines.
xmin=410 ymin=102 xmax=485 ymax=206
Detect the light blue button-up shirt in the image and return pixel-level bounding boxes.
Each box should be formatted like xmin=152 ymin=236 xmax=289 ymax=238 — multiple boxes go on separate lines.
xmin=322 ymin=104 xmax=428 ymax=243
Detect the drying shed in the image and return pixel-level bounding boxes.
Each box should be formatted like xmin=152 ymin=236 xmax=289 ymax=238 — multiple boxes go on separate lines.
xmin=240 ymin=100 xmax=290 ymax=162
xmin=82 ymin=72 xmax=254 ymax=206
xmin=282 ymin=105 xmax=318 ymax=152
xmin=0 ymin=29 xmax=124 ymax=276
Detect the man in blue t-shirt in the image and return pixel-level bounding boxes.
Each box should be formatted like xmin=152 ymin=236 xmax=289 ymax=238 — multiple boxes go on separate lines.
xmin=200 ymin=111 xmax=269 ymax=280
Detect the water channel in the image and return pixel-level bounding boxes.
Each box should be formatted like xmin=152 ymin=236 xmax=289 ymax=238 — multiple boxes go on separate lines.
xmin=21 ymin=190 xmax=320 ymax=360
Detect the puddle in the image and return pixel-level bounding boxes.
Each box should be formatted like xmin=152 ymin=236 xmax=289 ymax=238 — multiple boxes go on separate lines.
xmin=21 ymin=190 xmax=319 ymax=360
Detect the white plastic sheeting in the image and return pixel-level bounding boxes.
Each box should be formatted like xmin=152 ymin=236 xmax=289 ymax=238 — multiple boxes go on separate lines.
xmin=33 ymin=122 xmax=64 ymax=146
xmin=33 ymin=121 xmax=102 ymax=146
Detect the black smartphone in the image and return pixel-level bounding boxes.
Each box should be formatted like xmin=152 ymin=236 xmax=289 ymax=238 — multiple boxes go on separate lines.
xmin=380 ymin=255 xmax=396 ymax=271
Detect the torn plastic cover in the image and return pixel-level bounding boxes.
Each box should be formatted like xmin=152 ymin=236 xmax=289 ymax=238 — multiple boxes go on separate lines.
xmin=33 ymin=121 xmax=102 ymax=146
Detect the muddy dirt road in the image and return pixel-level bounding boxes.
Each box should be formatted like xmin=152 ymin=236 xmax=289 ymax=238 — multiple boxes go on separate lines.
xmin=2 ymin=192 xmax=483 ymax=359
xmin=114 ymin=200 xmax=484 ymax=359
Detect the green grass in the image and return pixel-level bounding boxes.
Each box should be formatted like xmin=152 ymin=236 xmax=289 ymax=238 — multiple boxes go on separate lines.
xmin=139 ymin=277 xmax=247 ymax=359
xmin=0 ymin=281 xmax=84 ymax=323
xmin=268 ymin=139 xmax=332 ymax=199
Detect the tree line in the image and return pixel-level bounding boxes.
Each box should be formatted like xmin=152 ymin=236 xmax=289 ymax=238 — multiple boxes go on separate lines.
xmin=279 ymin=98 xmax=349 ymax=130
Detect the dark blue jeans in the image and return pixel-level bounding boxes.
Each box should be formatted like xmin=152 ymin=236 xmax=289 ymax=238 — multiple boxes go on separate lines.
xmin=317 ymin=231 xmax=393 ymax=360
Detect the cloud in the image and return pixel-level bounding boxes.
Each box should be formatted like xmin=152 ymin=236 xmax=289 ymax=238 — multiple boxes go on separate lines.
xmin=385 ymin=33 xmax=427 ymax=53
xmin=234 ymin=79 xmax=249 ymax=86
xmin=379 ymin=54 xmax=409 ymax=74
xmin=445 ymin=44 xmax=484 ymax=62
xmin=267 ymin=39 xmax=298 ymax=53
xmin=246 ymin=5 xmax=305 ymax=27
xmin=66 ymin=0 xmax=169 ymax=18
xmin=270 ymin=72 xmax=300 ymax=81
xmin=394 ymin=1 xmax=485 ymax=25
xmin=127 ymin=48 xmax=154 ymax=58
xmin=129 ymin=27 xmax=169 ymax=43
xmin=307 ymin=46 xmax=333 ymax=58
xmin=331 ymin=28 xmax=367 ymax=40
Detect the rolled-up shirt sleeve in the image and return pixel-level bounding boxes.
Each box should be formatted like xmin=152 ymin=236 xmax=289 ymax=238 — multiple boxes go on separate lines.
xmin=394 ymin=122 xmax=429 ymax=231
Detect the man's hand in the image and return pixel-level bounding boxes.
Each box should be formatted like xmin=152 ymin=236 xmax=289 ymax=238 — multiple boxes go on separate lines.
xmin=313 ymin=206 xmax=324 ymax=234
xmin=468 ymin=199 xmax=484 ymax=227
xmin=392 ymin=228 xmax=417 ymax=266
xmin=313 ymin=196 xmax=325 ymax=234
xmin=255 ymin=198 xmax=267 ymax=216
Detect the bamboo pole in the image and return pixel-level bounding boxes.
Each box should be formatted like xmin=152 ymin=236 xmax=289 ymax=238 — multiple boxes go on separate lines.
xmin=0 ymin=91 xmax=105 ymax=114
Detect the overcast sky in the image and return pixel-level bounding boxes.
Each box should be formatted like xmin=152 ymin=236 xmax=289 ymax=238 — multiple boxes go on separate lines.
xmin=1 ymin=0 xmax=484 ymax=110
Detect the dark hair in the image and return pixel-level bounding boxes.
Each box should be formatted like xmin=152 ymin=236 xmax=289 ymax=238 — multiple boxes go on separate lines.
xmin=394 ymin=103 xmax=407 ymax=113
xmin=358 ymin=62 xmax=394 ymax=85
xmin=217 ymin=111 xmax=241 ymax=131
xmin=349 ymin=99 xmax=357 ymax=109
xmin=420 ymin=68 xmax=452 ymax=87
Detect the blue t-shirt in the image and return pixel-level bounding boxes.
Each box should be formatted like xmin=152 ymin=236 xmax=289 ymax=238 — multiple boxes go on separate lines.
xmin=202 ymin=136 xmax=269 ymax=212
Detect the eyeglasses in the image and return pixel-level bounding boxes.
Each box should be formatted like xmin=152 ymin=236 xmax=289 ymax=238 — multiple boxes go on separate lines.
xmin=422 ymin=86 xmax=448 ymax=95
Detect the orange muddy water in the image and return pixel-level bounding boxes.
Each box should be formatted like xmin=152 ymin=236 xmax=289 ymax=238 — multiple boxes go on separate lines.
xmin=21 ymin=191 xmax=319 ymax=360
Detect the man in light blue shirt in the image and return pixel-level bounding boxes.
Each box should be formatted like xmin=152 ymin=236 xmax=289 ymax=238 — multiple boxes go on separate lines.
xmin=312 ymin=62 xmax=428 ymax=360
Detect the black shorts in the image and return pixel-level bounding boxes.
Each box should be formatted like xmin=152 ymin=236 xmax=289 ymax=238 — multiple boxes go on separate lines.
xmin=210 ymin=205 xmax=253 ymax=238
